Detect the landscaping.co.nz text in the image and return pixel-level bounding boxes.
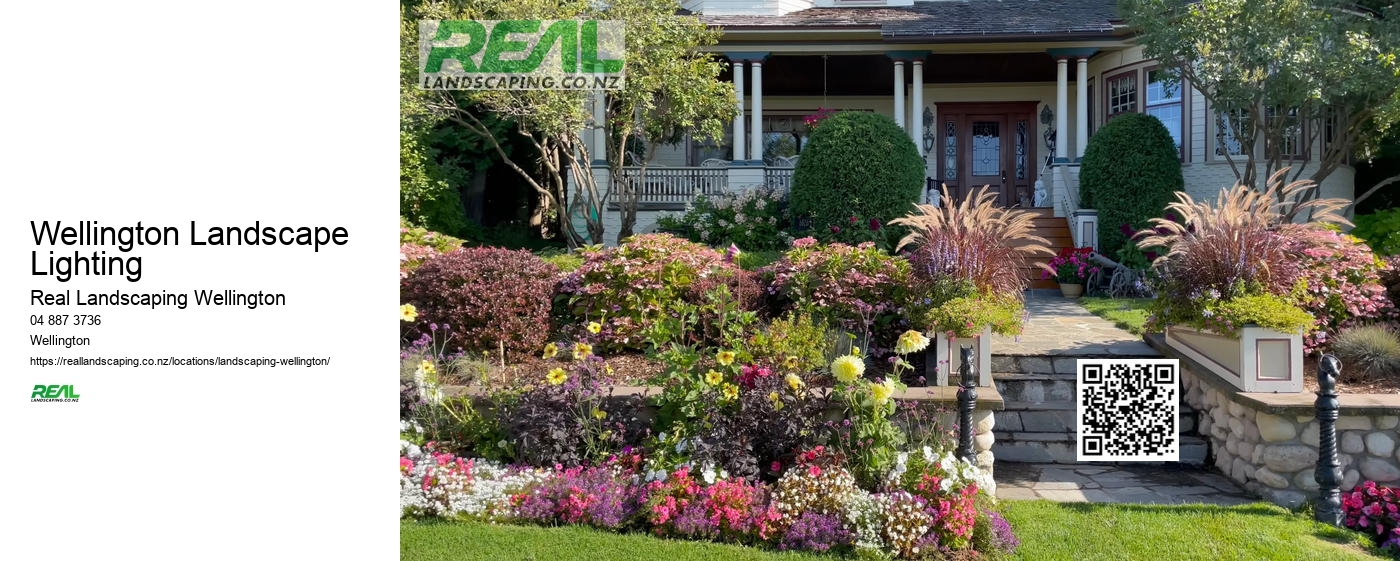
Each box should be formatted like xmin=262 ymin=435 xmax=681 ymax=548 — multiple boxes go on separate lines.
xmin=28 ymin=356 xmax=330 ymax=368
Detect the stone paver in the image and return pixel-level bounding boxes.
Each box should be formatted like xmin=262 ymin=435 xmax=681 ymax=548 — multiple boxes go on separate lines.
xmin=996 ymin=461 xmax=1254 ymax=505
xmin=992 ymin=291 xmax=1158 ymax=357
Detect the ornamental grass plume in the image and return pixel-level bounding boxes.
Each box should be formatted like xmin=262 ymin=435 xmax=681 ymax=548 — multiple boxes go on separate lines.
xmin=1135 ymin=170 xmax=1352 ymax=298
xmin=890 ymin=185 xmax=1054 ymax=299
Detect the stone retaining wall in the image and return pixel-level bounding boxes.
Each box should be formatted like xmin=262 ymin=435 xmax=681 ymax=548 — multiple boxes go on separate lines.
xmin=1152 ymin=334 xmax=1400 ymax=508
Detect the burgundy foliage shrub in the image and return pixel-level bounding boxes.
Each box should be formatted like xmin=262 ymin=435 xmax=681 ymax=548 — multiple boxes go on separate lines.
xmin=400 ymin=247 xmax=558 ymax=357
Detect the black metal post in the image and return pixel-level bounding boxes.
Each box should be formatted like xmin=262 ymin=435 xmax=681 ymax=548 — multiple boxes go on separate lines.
xmin=1315 ymin=354 xmax=1343 ymax=526
xmin=956 ymin=345 xmax=978 ymax=463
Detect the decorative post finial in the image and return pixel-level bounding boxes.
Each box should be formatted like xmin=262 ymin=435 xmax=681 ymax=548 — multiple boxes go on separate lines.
xmin=1315 ymin=354 xmax=1343 ymax=526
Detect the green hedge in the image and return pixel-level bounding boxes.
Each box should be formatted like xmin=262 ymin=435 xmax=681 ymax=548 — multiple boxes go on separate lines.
xmin=1079 ymin=112 xmax=1183 ymax=257
xmin=1353 ymin=209 xmax=1400 ymax=256
xmin=790 ymin=112 xmax=924 ymax=234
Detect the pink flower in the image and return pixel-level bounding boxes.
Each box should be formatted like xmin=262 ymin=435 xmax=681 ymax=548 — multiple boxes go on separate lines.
xmin=771 ymin=461 xmax=782 ymax=472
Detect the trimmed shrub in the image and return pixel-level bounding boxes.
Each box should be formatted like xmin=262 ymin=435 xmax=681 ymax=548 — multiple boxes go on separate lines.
xmin=1080 ymin=112 xmax=1183 ymax=257
xmin=1353 ymin=208 xmax=1400 ymax=256
xmin=1333 ymin=325 xmax=1400 ymax=381
xmin=400 ymin=247 xmax=558 ymax=357
xmin=558 ymin=234 xmax=758 ymax=351
xmin=790 ymin=112 xmax=924 ymax=236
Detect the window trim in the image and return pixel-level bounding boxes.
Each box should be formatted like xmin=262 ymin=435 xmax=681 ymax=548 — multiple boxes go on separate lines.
xmin=1210 ymin=104 xmax=1253 ymax=161
xmin=1104 ymin=69 xmax=1139 ymax=119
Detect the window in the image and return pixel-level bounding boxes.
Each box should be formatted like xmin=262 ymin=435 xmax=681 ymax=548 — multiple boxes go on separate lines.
xmin=1215 ymin=108 xmax=1251 ymax=157
xmin=1145 ymin=69 xmax=1183 ymax=156
xmin=1107 ymin=72 xmax=1137 ymax=116
xmin=761 ymin=115 xmax=809 ymax=165
xmin=1265 ymin=105 xmax=1304 ymax=159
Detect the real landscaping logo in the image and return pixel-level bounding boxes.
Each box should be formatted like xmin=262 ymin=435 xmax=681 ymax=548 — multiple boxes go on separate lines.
xmin=31 ymin=384 xmax=80 ymax=402
xmin=418 ymin=20 xmax=625 ymax=90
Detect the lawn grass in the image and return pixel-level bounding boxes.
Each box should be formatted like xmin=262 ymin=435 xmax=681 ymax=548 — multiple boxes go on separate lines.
xmin=1079 ymin=297 xmax=1153 ymax=336
xmin=402 ymin=501 xmax=1383 ymax=561
xmin=400 ymin=519 xmax=829 ymax=561
xmin=999 ymin=500 xmax=1382 ymax=561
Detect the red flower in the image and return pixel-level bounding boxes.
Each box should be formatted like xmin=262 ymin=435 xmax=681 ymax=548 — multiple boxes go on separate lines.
xmin=870 ymin=218 xmax=881 ymax=231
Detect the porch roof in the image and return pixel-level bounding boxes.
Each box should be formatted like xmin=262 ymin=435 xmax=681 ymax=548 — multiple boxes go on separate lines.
xmin=701 ymin=1 xmax=1125 ymax=41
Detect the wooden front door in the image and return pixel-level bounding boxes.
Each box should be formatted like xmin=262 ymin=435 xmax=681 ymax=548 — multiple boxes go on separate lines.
xmin=936 ymin=103 xmax=1038 ymax=207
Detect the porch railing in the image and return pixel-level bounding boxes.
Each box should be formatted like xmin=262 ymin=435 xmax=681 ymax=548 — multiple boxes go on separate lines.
xmin=764 ymin=166 xmax=795 ymax=195
xmin=612 ymin=166 xmax=727 ymax=209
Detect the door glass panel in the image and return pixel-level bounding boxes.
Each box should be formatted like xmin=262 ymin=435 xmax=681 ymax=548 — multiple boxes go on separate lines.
xmin=972 ymin=121 xmax=1000 ymax=176
xmin=944 ymin=120 xmax=957 ymax=180
xmin=1015 ymin=120 xmax=1027 ymax=180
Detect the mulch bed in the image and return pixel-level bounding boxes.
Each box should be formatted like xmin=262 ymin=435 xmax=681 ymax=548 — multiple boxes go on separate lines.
xmin=1301 ymin=355 xmax=1400 ymax=395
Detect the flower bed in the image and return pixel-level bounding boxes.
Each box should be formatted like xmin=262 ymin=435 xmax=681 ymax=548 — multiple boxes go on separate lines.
xmin=400 ymin=438 xmax=1015 ymax=560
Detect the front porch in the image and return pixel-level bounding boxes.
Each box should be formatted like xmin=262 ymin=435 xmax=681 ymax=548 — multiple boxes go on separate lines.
xmin=583 ymin=48 xmax=1109 ymax=246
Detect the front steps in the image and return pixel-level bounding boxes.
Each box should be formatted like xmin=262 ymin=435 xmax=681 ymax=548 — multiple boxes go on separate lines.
xmin=989 ymin=295 xmax=1207 ymax=466
xmin=1013 ymin=208 xmax=1071 ymax=290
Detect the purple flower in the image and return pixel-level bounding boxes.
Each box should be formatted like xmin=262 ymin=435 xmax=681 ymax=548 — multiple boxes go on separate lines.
xmin=779 ymin=512 xmax=851 ymax=552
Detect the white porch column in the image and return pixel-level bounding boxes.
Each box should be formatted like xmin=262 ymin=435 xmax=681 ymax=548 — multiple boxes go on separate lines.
xmin=912 ymin=60 xmax=924 ymax=154
xmin=893 ymin=60 xmax=906 ymax=130
xmin=1076 ymin=57 xmax=1089 ymax=159
xmin=591 ymin=91 xmax=606 ymax=162
xmin=732 ymin=60 xmax=745 ymax=162
xmin=1055 ymin=57 xmax=1068 ymax=161
xmin=750 ymin=61 xmax=763 ymax=161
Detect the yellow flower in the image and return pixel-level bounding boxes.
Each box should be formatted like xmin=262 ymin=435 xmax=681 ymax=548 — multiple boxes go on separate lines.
xmin=400 ymin=304 xmax=417 ymax=322
xmin=784 ymin=355 xmax=800 ymax=370
xmin=851 ymin=347 xmax=862 ymax=357
xmin=768 ymin=391 xmax=783 ymax=410
xmin=871 ymin=379 xmax=895 ymax=404
xmin=831 ymin=355 xmax=864 ymax=384
xmin=705 ymin=369 xmax=724 ymax=386
xmin=573 ymin=342 xmax=593 ymax=360
xmin=420 ymin=360 xmax=437 ymax=376
xmin=546 ymin=368 xmax=568 ymax=385
xmin=605 ymin=363 xmax=615 ymax=375
xmin=716 ymin=350 xmax=736 ymax=366
xmin=592 ymin=408 xmax=607 ymax=420
xmin=542 ymin=342 xmax=559 ymax=360
xmin=587 ymin=321 xmax=602 ymax=334
xmin=895 ymin=329 xmax=931 ymax=355
xmin=721 ymin=383 xmax=740 ymax=401
xmin=786 ymin=373 xmax=805 ymax=392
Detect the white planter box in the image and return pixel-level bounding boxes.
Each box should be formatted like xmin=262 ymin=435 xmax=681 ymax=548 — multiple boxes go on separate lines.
xmin=932 ymin=326 xmax=993 ymax=387
xmin=1165 ymin=325 xmax=1302 ymax=393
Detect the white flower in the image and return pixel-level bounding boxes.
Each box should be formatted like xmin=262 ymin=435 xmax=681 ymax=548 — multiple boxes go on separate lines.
xmin=701 ymin=463 xmax=717 ymax=485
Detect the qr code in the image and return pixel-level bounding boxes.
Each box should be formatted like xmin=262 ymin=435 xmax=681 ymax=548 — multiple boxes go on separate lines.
xmin=1076 ymin=359 xmax=1180 ymax=462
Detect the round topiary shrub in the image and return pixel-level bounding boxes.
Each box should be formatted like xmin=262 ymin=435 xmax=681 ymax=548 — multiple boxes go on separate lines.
xmin=1079 ymin=112 xmax=1183 ymax=258
xmin=400 ymin=247 xmax=559 ymax=358
xmin=790 ymin=111 xmax=924 ymax=236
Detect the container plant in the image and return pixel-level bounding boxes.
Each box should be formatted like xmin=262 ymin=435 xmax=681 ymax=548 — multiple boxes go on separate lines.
xmin=1138 ymin=172 xmax=1349 ymax=393
xmin=1044 ymin=246 xmax=1099 ymax=298
xmin=891 ymin=185 xmax=1054 ymax=386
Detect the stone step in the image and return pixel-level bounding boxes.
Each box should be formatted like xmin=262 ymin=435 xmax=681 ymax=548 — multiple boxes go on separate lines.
xmin=994 ymin=433 xmax=1208 ymax=465
xmin=991 ymin=354 xmax=1163 ymax=375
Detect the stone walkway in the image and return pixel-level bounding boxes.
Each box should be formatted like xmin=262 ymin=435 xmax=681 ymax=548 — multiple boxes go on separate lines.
xmin=996 ymin=462 xmax=1256 ymax=506
xmin=991 ymin=290 xmax=1157 ymax=357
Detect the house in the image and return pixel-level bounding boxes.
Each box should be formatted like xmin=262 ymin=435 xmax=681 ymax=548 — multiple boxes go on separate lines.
xmin=580 ymin=0 xmax=1356 ymax=253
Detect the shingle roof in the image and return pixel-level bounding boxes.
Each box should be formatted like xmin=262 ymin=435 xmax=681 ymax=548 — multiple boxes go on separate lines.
xmin=702 ymin=1 xmax=1124 ymax=40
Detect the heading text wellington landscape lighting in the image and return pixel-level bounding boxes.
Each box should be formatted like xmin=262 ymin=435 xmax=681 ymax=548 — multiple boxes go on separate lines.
xmin=29 ymin=221 xmax=350 ymax=282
